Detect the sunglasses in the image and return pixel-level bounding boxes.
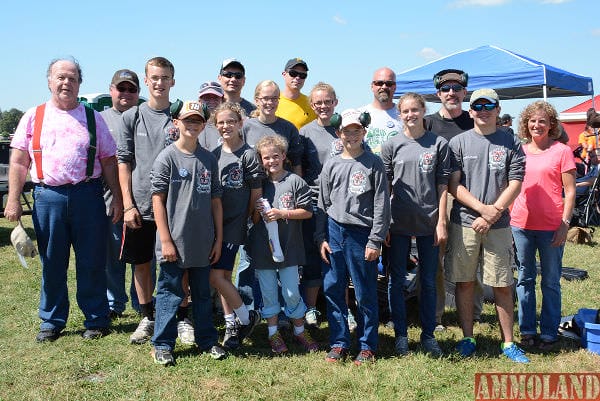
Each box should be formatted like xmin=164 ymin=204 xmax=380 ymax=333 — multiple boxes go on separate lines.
xmin=372 ymin=80 xmax=395 ymax=87
xmin=288 ymin=70 xmax=307 ymax=79
xmin=439 ymin=84 xmax=464 ymax=93
xmin=471 ymin=103 xmax=498 ymax=111
xmin=221 ymin=71 xmax=244 ymax=79
xmin=116 ymin=85 xmax=138 ymax=94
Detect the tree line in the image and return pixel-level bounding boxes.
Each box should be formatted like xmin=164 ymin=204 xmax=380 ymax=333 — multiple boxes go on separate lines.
xmin=0 ymin=108 xmax=24 ymax=138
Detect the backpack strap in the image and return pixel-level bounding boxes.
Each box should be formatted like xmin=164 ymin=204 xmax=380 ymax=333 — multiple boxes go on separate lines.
xmin=84 ymin=105 xmax=97 ymax=179
xmin=32 ymin=104 xmax=46 ymax=181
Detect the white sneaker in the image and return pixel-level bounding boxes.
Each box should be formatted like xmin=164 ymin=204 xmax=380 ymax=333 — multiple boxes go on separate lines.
xmin=347 ymin=310 xmax=358 ymax=332
xmin=177 ymin=318 xmax=195 ymax=345
xmin=130 ymin=317 xmax=154 ymax=344
xmin=305 ymin=308 xmax=321 ymax=327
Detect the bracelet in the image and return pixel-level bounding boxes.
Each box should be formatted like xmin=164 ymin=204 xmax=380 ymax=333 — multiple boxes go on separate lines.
xmin=123 ymin=205 xmax=136 ymax=213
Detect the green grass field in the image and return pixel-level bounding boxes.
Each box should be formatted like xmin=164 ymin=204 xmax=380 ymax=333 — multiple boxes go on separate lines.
xmin=0 ymin=216 xmax=599 ymax=401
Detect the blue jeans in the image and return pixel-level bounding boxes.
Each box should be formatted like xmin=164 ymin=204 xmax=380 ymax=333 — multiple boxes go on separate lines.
xmin=256 ymin=266 xmax=306 ymax=319
xmin=32 ymin=179 xmax=109 ymax=330
xmin=323 ymin=218 xmax=379 ymax=352
xmin=152 ymin=262 xmax=217 ymax=351
xmin=388 ymin=234 xmax=438 ymax=340
xmin=512 ymin=227 xmax=562 ymax=342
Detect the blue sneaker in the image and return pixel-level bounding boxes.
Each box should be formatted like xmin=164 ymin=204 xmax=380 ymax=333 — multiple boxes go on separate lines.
xmin=456 ymin=338 xmax=476 ymax=357
xmin=502 ymin=343 xmax=530 ymax=363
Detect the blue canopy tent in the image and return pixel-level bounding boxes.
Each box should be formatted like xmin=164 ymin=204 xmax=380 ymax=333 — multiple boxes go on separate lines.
xmin=394 ymin=45 xmax=594 ymax=102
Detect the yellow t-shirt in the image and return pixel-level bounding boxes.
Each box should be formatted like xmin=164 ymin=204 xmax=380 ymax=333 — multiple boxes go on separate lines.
xmin=276 ymin=93 xmax=316 ymax=130
xmin=578 ymin=131 xmax=596 ymax=159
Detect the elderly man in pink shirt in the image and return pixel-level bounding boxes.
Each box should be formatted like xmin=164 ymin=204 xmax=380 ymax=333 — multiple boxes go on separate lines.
xmin=5 ymin=57 xmax=122 ymax=342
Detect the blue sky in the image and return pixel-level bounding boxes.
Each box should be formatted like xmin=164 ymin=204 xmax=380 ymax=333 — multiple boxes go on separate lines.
xmin=1 ymin=0 xmax=597 ymax=125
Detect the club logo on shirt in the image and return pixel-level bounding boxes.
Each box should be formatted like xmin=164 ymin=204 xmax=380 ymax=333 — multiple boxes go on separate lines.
xmin=489 ymin=147 xmax=507 ymax=170
xmin=165 ymin=127 xmax=179 ymax=147
xmin=349 ymin=170 xmax=367 ymax=194
xmin=330 ymin=139 xmax=344 ymax=156
xmin=225 ymin=165 xmax=243 ymax=188
xmin=196 ymin=168 xmax=211 ymax=194
xmin=278 ymin=191 xmax=294 ymax=210
xmin=419 ymin=151 xmax=435 ymax=173
xmin=179 ymin=168 xmax=189 ymax=178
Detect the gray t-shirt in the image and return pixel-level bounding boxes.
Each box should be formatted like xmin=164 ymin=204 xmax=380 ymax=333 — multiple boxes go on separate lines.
xmin=199 ymin=123 xmax=222 ymax=152
xmin=247 ymin=172 xmax=312 ymax=269
xmin=317 ymin=151 xmax=391 ymax=249
xmin=449 ymin=128 xmax=526 ymax=228
xmin=241 ymin=117 xmax=303 ymax=168
xmin=300 ymin=120 xmax=339 ymax=192
xmin=101 ymin=107 xmax=123 ymax=214
xmin=380 ymin=131 xmax=451 ymax=236
xmin=213 ymin=143 xmax=265 ymax=245
xmin=117 ymin=102 xmax=177 ymax=219
xmin=150 ymin=144 xmax=222 ymax=268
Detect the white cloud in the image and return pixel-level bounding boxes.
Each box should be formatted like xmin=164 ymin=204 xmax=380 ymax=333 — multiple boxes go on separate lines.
xmin=449 ymin=0 xmax=508 ymax=8
xmin=592 ymin=28 xmax=600 ymax=36
xmin=332 ymin=15 xmax=347 ymax=25
xmin=418 ymin=48 xmax=442 ymax=61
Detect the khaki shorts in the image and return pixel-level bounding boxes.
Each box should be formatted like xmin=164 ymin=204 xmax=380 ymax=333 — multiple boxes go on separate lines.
xmin=445 ymin=223 xmax=514 ymax=287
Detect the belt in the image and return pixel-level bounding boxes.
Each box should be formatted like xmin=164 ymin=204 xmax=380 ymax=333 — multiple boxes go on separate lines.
xmin=35 ymin=177 xmax=101 ymax=188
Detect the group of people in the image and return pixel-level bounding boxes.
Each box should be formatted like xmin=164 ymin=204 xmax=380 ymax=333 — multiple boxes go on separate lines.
xmin=5 ymin=55 xmax=576 ymax=367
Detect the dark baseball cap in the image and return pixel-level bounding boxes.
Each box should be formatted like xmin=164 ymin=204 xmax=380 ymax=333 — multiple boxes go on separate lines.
xmin=284 ymin=58 xmax=309 ymax=71
xmin=111 ymin=69 xmax=139 ymax=88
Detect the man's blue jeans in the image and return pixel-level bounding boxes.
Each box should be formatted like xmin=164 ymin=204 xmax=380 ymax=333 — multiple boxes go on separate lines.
xmin=152 ymin=262 xmax=217 ymax=351
xmin=512 ymin=227 xmax=562 ymax=342
xmin=323 ymin=218 xmax=379 ymax=352
xmin=32 ymin=179 xmax=109 ymax=330
xmin=388 ymin=234 xmax=438 ymax=340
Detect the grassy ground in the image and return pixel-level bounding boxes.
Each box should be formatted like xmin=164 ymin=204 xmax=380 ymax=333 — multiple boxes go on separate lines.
xmin=0 ymin=216 xmax=599 ymax=401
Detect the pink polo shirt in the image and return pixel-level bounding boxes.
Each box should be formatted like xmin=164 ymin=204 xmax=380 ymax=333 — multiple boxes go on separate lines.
xmin=11 ymin=101 xmax=116 ymax=186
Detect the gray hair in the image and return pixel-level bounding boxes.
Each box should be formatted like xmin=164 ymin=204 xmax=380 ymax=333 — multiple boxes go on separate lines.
xmin=47 ymin=57 xmax=83 ymax=84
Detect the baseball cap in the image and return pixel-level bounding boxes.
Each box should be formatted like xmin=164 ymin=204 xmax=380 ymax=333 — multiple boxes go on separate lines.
xmin=177 ymin=101 xmax=207 ymax=121
xmin=339 ymin=109 xmax=365 ymax=130
xmin=111 ymin=69 xmax=139 ymax=88
xmin=500 ymin=114 xmax=513 ymax=124
xmin=220 ymin=58 xmax=245 ymax=74
xmin=434 ymin=69 xmax=467 ymax=89
xmin=198 ymin=81 xmax=224 ymax=98
xmin=284 ymin=58 xmax=309 ymax=71
xmin=469 ymin=88 xmax=499 ymax=105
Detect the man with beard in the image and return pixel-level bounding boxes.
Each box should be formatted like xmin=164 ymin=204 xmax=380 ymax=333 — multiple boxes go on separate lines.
xmin=360 ymin=67 xmax=402 ymax=156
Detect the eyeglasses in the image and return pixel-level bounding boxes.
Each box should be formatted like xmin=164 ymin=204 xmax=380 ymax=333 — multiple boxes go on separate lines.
xmin=181 ymin=118 xmax=205 ymax=125
xmin=439 ymin=84 xmax=464 ymax=93
xmin=287 ymin=70 xmax=307 ymax=79
xmin=471 ymin=103 xmax=498 ymax=111
xmin=115 ymin=85 xmax=138 ymax=94
xmin=372 ymin=80 xmax=396 ymax=87
xmin=312 ymin=99 xmax=335 ymax=107
xmin=148 ymin=75 xmax=172 ymax=83
xmin=257 ymin=96 xmax=279 ymax=103
xmin=216 ymin=119 xmax=239 ymax=127
xmin=221 ymin=71 xmax=244 ymax=79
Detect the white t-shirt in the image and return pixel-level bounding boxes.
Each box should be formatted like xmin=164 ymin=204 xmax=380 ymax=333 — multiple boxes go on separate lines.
xmin=359 ymin=103 xmax=402 ymax=156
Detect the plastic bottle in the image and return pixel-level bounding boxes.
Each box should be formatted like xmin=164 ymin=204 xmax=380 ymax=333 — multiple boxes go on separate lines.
xmin=257 ymin=198 xmax=284 ymax=262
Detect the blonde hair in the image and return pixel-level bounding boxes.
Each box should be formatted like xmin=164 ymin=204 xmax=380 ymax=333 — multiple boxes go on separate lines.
xmin=254 ymin=134 xmax=288 ymax=156
xmin=397 ymin=92 xmax=426 ymax=111
xmin=211 ymin=102 xmax=246 ymax=125
xmin=309 ymin=82 xmax=337 ymax=102
xmin=518 ymin=100 xmax=561 ymax=142
xmin=251 ymin=80 xmax=280 ymax=118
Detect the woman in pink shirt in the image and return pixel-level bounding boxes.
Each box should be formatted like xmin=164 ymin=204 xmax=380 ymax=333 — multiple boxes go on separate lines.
xmin=510 ymin=101 xmax=576 ymax=351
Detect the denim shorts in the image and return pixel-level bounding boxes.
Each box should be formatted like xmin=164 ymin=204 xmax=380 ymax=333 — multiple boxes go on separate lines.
xmin=120 ymin=220 xmax=157 ymax=265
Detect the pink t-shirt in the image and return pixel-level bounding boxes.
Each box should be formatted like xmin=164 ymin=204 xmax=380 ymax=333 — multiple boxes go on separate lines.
xmin=11 ymin=101 xmax=116 ymax=186
xmin=510 ymin=141 xmax=575 ymax=231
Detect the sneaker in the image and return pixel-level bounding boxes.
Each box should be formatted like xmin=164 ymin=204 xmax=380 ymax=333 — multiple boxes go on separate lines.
xmin=456 ymin=338 xmax=476 ymax=357
xmin=347 ymin=311 xmax=358 ymax=332
xmin=238 ymin=309 xmax=261 ymax=342
xmin=177 ymin=318 xmax=195 ymax=345
xmin=130 ymin=317 xmax=154 ymax=344
xmin=36 ymin=328 xmax=61 ymax=343
xmin=305 ymin=307 xmax=321 ymax=327
xmin=82 ymin=327 xmax=109 ymax=340
xmin=294 ymin=330 xmax=319 ymax=352
xmin=326 ymin=346 xmax=348 ymax=362
xmin=354 ymin=349 xmax=376 ymax=366
xmin=268 ymin=331 xmax=288 ymax=354
xmin=222 ymin=324 xmax=240 ymax=350
xmin=151 ymin=348 xmax=175 ymax=366
xmin=395 ymin=336 xmax=409 ymax=356
xmin=422 ymin=338 xmax=442 ymax=357
xmin=502 ymin=343 xmax=530 ymax=363
xmin=202 ymin=345 xmax=227 ymax=360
